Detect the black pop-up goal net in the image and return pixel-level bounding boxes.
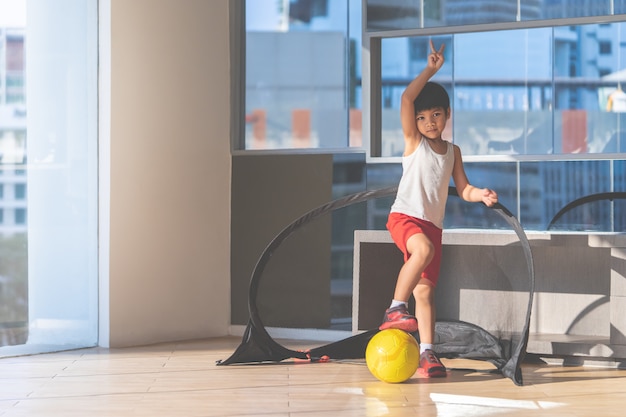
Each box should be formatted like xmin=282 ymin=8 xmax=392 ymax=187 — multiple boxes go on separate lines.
xmin=217 ymin=187 xmax=535 ymax=386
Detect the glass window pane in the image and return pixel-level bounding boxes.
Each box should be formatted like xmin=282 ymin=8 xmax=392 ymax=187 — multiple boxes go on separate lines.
xmin=244 ymin=0 xmax=361 ymax=150
xmin=616 ymin=0 xmax=626 ymax=14
xmin=367 ymin=0 xmax=524 ymax=31
xmin=380 ymin=22 xmax=626 ymax=157
xmin=380 ymin=35 xmax=452 ymax=157
xmin=369 ymin=3 xmax=626 ymax=235
xmin=445 ymin=0 xmax=520 ymax=26
xmin=615 ymin=159 xmax=626 ymax=231
xmin=375 ymin=144 xmax=622 ymax=232
xmin=520 ymin=160 xmax=612 ymax=230
xmin=557 ymin=23 xmax=626 ymax=154
xmin=0 ymin=2 xmax=28 ymax=349
xmin=454 ymin=28 xmax=553 ymax=156
xmin=446 ymin=162 xmax=519 ymax=229
xmin=365 ymin=162 xmax=517 ymax=229
xmin=531 ymin=0 xmax=611 ymax=20
xmin=366 ymin=1 xmax=624 ymax=32
xmin=366 ymin=0 xmax=422 ymax=31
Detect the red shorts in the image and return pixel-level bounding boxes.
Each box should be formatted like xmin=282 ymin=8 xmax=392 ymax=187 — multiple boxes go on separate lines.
xmin=386 ymin=212 xmax=443 ymax=286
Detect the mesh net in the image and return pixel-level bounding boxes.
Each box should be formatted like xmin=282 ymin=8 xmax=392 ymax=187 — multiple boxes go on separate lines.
xmin=218 ymin=187 xmax=535 ymax=386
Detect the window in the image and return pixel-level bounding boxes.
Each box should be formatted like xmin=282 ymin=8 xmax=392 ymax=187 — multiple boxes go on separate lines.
xmin=599 ymin=40 xmax=612 ymax=54
xmin=378 ymin=24 xmax=626 ymax=158
xmin=14 ymin=183 xmax=25 ymax=199
xmin=0 ymin=0 xmax=98 ymax=355
xmin=14 ymin=207 xmax=25 ymax=224
xmin=365 ymin=2 xmax=626 ymax=230
xmin=241 ymin=0 xmax=362 ymax=150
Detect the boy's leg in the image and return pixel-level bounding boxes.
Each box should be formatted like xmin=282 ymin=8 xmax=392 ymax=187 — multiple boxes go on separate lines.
xmin=413 ymin=280 xmax=436 ymax=343
xmin=414 ymin=280 xmax=446 ymax=377
xmin=393 ymin=233 xmax=434 ymax=301
xmin=380 ymin=233 xmax=434 ymax=332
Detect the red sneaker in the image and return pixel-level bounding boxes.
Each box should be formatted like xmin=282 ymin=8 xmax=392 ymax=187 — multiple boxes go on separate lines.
xmin=378 ymin=305 xmax=418 ymax=333
xmin=419 ymin=349 xmax=447 ymax=378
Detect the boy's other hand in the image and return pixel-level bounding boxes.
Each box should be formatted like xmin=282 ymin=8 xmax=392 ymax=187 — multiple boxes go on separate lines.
xmin=482 ymin=188 xmax=498 ymax=207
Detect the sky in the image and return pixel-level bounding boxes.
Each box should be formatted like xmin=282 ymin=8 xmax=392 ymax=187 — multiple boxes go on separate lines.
xmin=0 ymin=0 xmax=26 ymax=27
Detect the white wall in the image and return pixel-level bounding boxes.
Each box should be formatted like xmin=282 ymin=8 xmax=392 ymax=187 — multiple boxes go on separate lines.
xmin=100 ymin=0 xmax=231 ymax=347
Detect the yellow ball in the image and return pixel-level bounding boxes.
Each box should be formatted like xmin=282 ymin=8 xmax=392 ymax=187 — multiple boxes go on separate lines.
xmin=365 ymin=329 xmax=420 ymax=383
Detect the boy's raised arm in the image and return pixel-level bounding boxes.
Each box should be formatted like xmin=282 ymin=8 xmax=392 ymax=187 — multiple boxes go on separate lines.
xmin=400 ymin=40 xmax=445 ymax=139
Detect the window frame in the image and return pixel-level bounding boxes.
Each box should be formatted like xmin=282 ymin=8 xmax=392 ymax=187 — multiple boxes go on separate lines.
xmin=233 ymin=2 xmax=626 ymax=161
xmin=231 ymin=0 xmax=366 ymax=155
xmin=363 ymin=11 xmax=626 ymax=163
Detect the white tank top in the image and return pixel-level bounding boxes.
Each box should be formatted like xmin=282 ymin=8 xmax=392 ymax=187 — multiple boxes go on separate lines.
xmin=390 ymin=139 xmax=455 ymax=229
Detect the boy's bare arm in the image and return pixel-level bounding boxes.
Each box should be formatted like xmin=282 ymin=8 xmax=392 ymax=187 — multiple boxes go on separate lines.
xmin=452 ymin=146 xmax=499 ymax=207
xmin=400 ymin=40 xmax=445 ymax=140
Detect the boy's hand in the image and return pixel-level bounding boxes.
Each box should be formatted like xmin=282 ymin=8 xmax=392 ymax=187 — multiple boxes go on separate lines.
xmin=427 ymin=39 xmax=445 ymax=72
xmin=482 ymin=188 xmax=498 ymax=207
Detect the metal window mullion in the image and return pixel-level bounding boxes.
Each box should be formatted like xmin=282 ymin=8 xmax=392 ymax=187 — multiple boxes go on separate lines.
xmin=231 ymin=0 xmax=245 ymax=152
xmin=364 ymin=35 xmax=382 ymax=159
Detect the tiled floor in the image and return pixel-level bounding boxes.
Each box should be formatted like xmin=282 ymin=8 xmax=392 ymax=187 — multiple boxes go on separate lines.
xmin=1 ymin=336 xmax=625 ymax=416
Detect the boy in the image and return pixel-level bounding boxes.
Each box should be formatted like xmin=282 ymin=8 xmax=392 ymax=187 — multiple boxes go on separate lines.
xmin=380 ymin=40 xmax=498 ymax=377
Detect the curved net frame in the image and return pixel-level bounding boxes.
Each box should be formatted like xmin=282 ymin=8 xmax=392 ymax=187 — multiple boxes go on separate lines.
xmin=547 ymin=191 xmax=626 ymax=231
xmin=218 ymin=187 xmax=535 ymax=386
